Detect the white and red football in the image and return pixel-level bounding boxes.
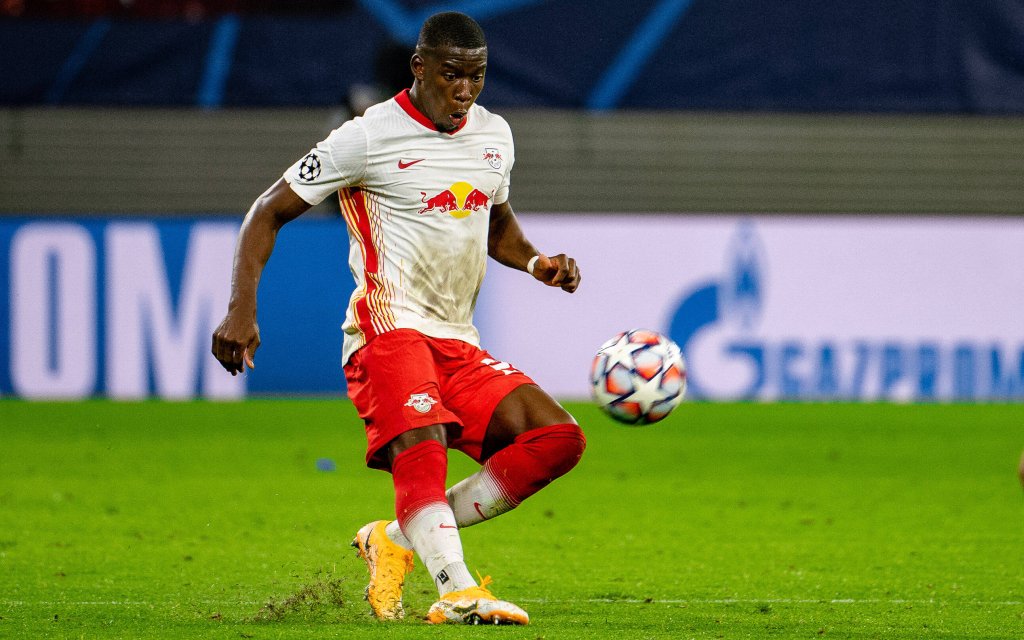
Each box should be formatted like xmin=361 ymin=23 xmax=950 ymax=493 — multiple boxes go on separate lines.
xmin=590 ymin=329 xmax=687 ymax=426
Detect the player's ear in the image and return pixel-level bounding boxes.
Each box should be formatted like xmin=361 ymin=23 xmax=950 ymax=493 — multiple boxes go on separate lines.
xmin=410 ymin=53 xmax=425 ymax=81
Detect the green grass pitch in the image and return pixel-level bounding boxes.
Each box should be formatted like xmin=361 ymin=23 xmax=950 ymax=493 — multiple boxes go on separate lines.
xmin=1 ymin=400 xmax=1022 ymax=639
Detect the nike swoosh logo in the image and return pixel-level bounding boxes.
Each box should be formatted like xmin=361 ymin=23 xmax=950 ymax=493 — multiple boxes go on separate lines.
xmin=473 ymin=502 xmax=487 ymax=519
xmin=398 ymin=158 xmax=425 ymax=169
xmin=439 ymin=523 xmax=458 ymax=529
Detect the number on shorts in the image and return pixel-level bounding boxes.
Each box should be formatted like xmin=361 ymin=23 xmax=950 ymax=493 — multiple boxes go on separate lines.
xmin=481 ymin=358 xmax=518 ymax=376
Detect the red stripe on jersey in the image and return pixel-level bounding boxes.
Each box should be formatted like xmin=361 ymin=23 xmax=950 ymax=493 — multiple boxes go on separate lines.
xmin=341 ymin=187 xmax=385 ymax=340
xmin=394 ymin=89 xmax=468 ymax=135
xmin=362 ymin=191 xmax=397 ymax=332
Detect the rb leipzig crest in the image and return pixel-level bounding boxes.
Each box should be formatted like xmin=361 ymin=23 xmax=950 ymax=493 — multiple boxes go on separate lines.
xmin=404 ymin=392 xmax=438 ymax=414
xmin=483 ymin=148 xmax=502 ymax=169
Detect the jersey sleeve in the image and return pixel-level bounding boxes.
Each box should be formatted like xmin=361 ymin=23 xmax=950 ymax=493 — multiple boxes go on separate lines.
xmin=284 ymin=120 xmax=368 ymax=205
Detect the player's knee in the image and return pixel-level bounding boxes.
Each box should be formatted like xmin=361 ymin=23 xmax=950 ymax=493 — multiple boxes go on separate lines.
xmin=516 ymin=423 xmax=586 ymax=480
xmin=549 ymin=423 xmax=586 ymax=477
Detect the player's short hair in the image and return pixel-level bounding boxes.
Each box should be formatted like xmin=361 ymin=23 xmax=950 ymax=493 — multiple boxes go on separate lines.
xmin=416 ymin=12 xmax=487 ymax=51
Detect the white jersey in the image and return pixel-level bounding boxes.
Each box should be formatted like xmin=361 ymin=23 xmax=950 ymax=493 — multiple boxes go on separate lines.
xmin=284 ymin=90 xmax=515 ymax=363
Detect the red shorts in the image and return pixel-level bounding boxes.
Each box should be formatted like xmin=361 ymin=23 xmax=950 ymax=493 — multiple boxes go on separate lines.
xmin=344 ymin=329 xmax=535 ymax=470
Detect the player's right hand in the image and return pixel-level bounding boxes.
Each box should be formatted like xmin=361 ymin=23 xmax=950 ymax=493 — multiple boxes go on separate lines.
xmin=532 ymin=253 xmax=581 ymax=293
xmin=211 ymin=313 xmax=260 ymax=376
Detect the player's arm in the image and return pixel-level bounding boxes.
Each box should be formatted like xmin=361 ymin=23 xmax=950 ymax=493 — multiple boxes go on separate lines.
xmin=487 ymin=200 xmax=580 ymax=293
xmin=211 ymin=178 xmax=311 ymax=375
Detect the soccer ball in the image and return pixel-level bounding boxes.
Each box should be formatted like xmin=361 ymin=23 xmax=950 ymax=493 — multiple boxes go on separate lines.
xmin=590 ymin=329 xmax=687 ymax=425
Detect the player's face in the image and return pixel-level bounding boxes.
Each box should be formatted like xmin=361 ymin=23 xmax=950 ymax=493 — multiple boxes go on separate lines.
xmin=410 ymin=46 xmax=487 ymax=132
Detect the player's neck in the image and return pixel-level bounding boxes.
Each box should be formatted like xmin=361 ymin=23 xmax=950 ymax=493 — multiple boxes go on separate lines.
xmin=406 ymin=85 xmax=434 ymax=128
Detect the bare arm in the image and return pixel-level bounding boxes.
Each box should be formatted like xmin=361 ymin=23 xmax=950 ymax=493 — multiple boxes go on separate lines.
xmin=211 ymin=178 xmax=312 ymax=375
xmin=487 ymin=200 xmax=580 ymax=293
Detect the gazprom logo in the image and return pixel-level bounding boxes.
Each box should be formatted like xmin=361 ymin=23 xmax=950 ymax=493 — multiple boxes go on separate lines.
xmin=668 ymin=220 xmax=766 ymax=399
xmin=668 ymin=221 xmax=1024 ymax=401
xmin=724 ymin=221 xmax=763 ymax=331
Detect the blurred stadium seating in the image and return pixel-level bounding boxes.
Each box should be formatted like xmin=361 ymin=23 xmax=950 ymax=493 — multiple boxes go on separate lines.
xmin=1 ymin=0 xmax=1023 ymax=215
xmin=1 ymin=0 xmax=354 ymax=19
xmin=3 ymin=1 xmax=1023 ymax=111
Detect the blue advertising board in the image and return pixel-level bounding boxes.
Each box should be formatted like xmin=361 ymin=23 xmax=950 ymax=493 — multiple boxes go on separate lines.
xmin=4 ymin=215 xmax=1023 ymax=401
xmin=0 ymin=218 xmax=353 ymax=399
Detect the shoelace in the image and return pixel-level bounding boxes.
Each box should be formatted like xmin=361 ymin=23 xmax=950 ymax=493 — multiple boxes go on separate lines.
xmin=448 ymin=574 xmax=494 ymax=600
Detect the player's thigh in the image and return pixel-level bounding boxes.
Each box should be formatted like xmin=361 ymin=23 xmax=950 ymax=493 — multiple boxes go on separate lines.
xmin=441 ymin=347 xmax=535 ymax=462
xmin=481 ymin=383 xmax=576 ymax=459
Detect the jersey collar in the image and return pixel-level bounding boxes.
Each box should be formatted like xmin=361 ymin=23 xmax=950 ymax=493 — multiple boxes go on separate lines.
xmin=395 ymin=89 xmax=469 ymax=135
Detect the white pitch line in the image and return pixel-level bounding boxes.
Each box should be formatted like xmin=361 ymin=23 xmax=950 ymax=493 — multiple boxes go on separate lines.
xmin=523 ymin=598 xmax=1024 ymax=606
xmin=3 ymin=598 xmax=1022 ymax=607
xmin=0 ymin=601 xmax=262 ymax=607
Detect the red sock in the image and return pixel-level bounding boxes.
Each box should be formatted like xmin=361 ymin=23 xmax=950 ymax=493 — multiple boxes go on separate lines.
xmin=484 ymin=423 xmax=586 ymax=507
xmin=391 ymin=439 xmax=448 ymax=528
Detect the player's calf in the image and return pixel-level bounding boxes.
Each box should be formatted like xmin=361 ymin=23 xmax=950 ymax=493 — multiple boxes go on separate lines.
xmin=392 ymin=439 xmax=478 ymax=594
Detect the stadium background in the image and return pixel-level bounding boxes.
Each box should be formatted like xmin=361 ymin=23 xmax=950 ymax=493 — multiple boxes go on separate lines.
xmin=2 ymin=3 xmax=1023 ymax=638
xmin=2 ymin=0 xmax=1022 ymax=400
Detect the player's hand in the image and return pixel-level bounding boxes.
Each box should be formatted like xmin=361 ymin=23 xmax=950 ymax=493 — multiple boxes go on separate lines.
xmin=532 ymin=253 xmax=580 ymax=293
xmin=211 ymin=312 xmax=260 ymax=376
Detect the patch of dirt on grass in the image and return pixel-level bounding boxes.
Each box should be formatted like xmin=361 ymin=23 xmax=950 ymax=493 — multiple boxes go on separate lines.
xmin=252 ymin=571 xmax=348 ymax=623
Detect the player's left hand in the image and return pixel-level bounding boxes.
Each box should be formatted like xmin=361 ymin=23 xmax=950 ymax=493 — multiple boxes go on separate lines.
xmin=532 ymin=253 xmax=580 ymax=293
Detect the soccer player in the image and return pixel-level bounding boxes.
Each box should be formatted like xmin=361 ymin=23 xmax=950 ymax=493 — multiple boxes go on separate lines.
xmin=211 ymin=11 xmax=585 ymax=626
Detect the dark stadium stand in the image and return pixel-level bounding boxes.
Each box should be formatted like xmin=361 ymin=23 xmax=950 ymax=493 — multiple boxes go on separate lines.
xmin=0 ymin=0 xmax=1021 ymax=215
xmin=2 ymin=0 xmax=1023 ymax=111
xmin=1 ymin=0 xmax=354 ymax=18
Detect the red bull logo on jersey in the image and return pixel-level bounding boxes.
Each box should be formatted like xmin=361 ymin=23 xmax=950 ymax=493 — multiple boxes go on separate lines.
xmin=418 ymin=181 xmax=491 ymax=219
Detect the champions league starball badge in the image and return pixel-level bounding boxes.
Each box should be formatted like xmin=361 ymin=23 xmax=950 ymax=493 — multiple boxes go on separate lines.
xmin=298 ymin=153 xmax=321 ymax=182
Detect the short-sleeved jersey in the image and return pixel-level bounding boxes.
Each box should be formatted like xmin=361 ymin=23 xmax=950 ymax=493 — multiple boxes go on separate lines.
xmin=283 ymin=90 xmax=515 ymax=364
